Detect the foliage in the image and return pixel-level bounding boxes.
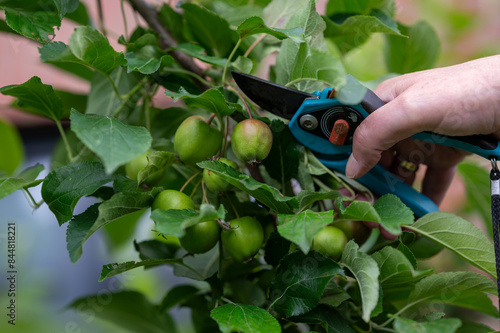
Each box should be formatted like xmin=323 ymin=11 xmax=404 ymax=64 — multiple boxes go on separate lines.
xmin=0 ymin=0 xmax=497 ymax=332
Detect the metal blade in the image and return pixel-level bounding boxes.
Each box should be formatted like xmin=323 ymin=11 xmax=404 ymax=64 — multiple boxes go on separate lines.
xmin=232 ymin=71 xmax=315 ymax=120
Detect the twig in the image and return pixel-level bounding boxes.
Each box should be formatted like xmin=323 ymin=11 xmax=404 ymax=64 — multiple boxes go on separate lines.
xmin=127 ymin=0 xmax=209 ymax=91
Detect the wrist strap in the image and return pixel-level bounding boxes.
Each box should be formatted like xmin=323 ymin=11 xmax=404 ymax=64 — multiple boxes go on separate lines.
xmin=489 ymin=156 xmax=500 ymax=312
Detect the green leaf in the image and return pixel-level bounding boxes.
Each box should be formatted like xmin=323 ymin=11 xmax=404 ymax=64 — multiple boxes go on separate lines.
xmin=211 ymin=304 xmax=280 ymax=333
xmin=407 ymin=271 xmax=497 ymax=309
xmin=85 ymin=67 xmax=141 ymax=117
xmin=394 ymin=317 xmax=462 ymax=333
xmin=159 ymin=4 xmax=185 ymax=44
xmin=0 ymin=76 xmax=63 ymax=121
xmin=99 ymin=258 xmax=183 ymax=281
xmin=198 ymin=160 xmax=298 ymax=213
xmin=340 ymin=240 xmax=379 ymax=322
xmin=67 ymin=290 xmax=177 ymax=333
xmin=38 ymin=41 xmax=94 ymax=80
xmin=69 ymin=26 xmax=127 ymax=74
xmin=165 ymin=87 xmax=241 ymax=118
xmin=384 ymin=21 xmax=440 ymax=74
xmin=324 ymin=9 xmax=401 ymax=54
xmin=173 ymin=246 xmax=219 ymax=281
xmin=0 ymin=119 xmax=24 ymax=175
xmin=232 ymin=56 xmax=253 ymax=74
xmin=70 ymin=109 xmax=152 ymax=174
xmin=134 ymin=239 xmax=179 ymax=261
xmin=274 ymin=1 xmax=345 ymax=92
xmin=263 ymin=0 xmax=308 ymax=31
xmin=4 ymin=8 xmax=60 ymax=43
xmin=406 ymin=212 xmax=496 ymax=278
xmin=175 ymin=43 xmax=228 ymax=67
xmin=335 ymin=74 xmax=368 ymax=105
xmin=270 ymin=251 xmax=344 ymax=317
xmin=262 ymin=120 xmax=301 ymax=184
xmin=237 ymin=16 xmax=304 ymax=41
xmin=319 ymin=281 xmax=351 ymax=308
xmin=137 ymin=151 xmax=176 ymax=185
xmin=124 ymin=52 xmax=161 ymax=74
xmin=160 ymin=285 xmax=199 ymax=312
xmin=338 ymin=194 xmax=413 ymax=236
xmin=41 ymin=161 xmax=112 ymax=225
xmin=372 ymin=246 xmax=433 ymax=288
xmin=181 ymin=3 xmax=236 ymax=57
xmin=291 ymin=305 xmax=355 ymax=333
xmin=457 ymin=160 xmax=492 ymax=237
xmin=0 ymin=164 xmax=44 ymax=199
xmin=277 ymin=210 xmax=334 ymax=253
xmin=456 ymin=322 xmax=494 ymax=333
xmin=326 ymin=0 xmax=396 ymax=17
xmin=296 ymin=190 xmax=343 ymax=211
xmin=431 ymin=291 xmax=499 ymax=318
xmin=151 ymin=204 xmax=225 ymax=238
xmin=53 ymin=0 xmax=79 ymax=19
xmin=66 ymin=189 xmax=160 ymax=263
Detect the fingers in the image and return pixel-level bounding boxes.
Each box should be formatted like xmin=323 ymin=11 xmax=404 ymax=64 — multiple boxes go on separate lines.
xmin=421 ymin=166 xmax=457 ymax=206
xmin=346 ymin=97 xmax=423 ymax=179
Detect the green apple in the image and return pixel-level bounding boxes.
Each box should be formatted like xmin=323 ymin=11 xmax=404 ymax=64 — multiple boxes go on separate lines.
xmin=203 ymin=157 xmax=238 ymax=193
xmin=180 ymin=220 xmax=220 ymax=254
xmin=222 ymin=216 xmax=264 ymax=262
xmin=152 ymin=189 xmax=194 ymax=211
xmin=174 ymin=115 xmax=222 ymax=165
xmin=231 ymin=119 xmax=272 ymax=164
xmin=312 ymin=226 xmax=347 ymax=261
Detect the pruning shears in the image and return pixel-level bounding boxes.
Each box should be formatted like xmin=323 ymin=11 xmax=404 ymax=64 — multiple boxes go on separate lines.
xmin=232 ymin=71 xmax=500 ymax=217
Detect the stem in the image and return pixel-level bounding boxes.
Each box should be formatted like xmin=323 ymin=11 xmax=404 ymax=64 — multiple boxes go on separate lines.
xmin=231 ymin=86 xmax=253 ymax=119
xmin=225 ymin=194 xmax=240 ymax=219
xmin=127 ymin=0 xmax=209 ymax=91
xmin=180 ymin=171 xmax=201 ymax=193
xmin=163 ymin=67 xmax=213 ymax=87
xmin=219 ymin=116 xmax=229 ymax=158
xmin=202 ymin=180 xmax=210 ymax=205
xmin=121 ymin=0 xmax=129 ymax=41
xmin=244 ymin=34 xmax=265 ymax=57
xmin=222 ymin=39 xmax=242 ymax=86
xmin=24 ymin=189 xmax=43 ymax=209
xmin=72 ymin=146 xmax=89 ymax=162
xmin=218 ymin=237 xmax=224 ymax=279
xmin=358 ymin=228 xmax=380 ymax=253
xmin=206 ymin=113 xmax=216 ymax=125
xmin=55 ymin=120 xmax=74 ymax=161
xmin=103 ymin=72 xmax=124 ymax=99
xmin=143 ymin=91 xmax=151 ymax=131
xmin=189 ymin=179 xmax=202 ymax=198
xmin=112 ymin=82 xmax=144 ymax=117
xmin=97 ymin=0 xmax=107 ymax=36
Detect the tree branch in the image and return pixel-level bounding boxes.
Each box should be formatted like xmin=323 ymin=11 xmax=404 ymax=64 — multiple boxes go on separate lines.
xmin=127 ymin=0 xmax=208 ymax=90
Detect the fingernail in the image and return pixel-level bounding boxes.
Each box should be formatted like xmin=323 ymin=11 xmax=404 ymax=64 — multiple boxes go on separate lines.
xmin=346 ymin=155 xmax=359 ymax=179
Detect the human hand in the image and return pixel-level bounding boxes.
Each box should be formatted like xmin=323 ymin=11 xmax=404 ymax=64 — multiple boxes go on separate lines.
xmin=346 ymin=55 xmax=500 ymax=206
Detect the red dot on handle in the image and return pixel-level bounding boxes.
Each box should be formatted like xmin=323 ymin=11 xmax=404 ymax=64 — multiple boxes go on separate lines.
xmin=329 ymin=119 xmax=349 ymax=145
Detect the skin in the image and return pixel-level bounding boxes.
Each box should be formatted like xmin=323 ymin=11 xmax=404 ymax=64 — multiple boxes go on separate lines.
xmin=346 ymin=55 xmax=500 ymax=206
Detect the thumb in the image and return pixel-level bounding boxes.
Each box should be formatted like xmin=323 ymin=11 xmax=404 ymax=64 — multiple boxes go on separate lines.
xmin=345 ymin=98 xmax=421 ymax=178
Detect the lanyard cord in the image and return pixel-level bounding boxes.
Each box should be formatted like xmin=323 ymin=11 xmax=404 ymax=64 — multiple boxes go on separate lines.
xmin=490 ymin=156 xmax=500 ymax=310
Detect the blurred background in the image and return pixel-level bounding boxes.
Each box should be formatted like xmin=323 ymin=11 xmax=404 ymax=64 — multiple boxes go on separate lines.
xmin=1 ymin=0 xmax=500 ymax=332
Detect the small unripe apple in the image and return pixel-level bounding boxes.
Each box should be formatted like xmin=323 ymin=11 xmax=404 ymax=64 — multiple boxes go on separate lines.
xmin=222 ymin=216 xmax=264 ymax=262
xmin=312 ymin=226 xmax=347 ymax=261
xmin=203 ymin=157 xmax=238 ymax=193
xmin=231 ymin=119 xmax=272 ymax=164
xmin=180 ymin=220 xmax=220 ymax=254
xmin=152 ymin=189 xmax=194 ymax=211
xmin=174 ymin=115 xmax=222 ymax=165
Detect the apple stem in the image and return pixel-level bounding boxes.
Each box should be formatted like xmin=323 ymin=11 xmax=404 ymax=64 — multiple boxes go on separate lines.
xmin=207 ymin=113 xmax=216 ymax=124
xmin=232 ymin=87 xmax=253 ymax=119
xmin=180 ymin=171 xmax=201 ymax=193
xmin=219 ymin=116 xmax=229 ymax=158
xmin=201 ymin=180 xmax=210 ymax=205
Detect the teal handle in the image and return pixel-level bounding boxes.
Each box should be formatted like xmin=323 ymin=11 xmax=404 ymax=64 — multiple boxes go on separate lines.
xmin=318 ymin=157 xmax=439 ymax=217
